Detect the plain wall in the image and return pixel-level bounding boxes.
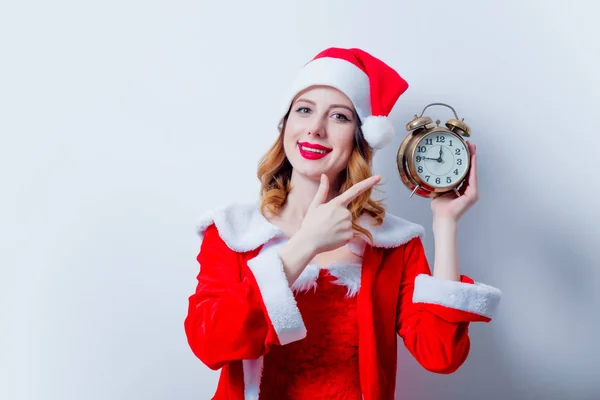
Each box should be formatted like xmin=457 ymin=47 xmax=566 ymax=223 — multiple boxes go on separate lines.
xmin=1 ymin=0 xmax=598 ymax=399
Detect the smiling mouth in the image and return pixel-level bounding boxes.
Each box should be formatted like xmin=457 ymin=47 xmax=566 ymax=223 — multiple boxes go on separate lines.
xmin=297 ymin=143 xmax=332 ymax=160
xmin=298 ymin=144 xmax=331 ymax=154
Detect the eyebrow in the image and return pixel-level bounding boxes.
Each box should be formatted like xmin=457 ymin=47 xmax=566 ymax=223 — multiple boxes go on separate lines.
xmin=295 ymin=98 xmax=355 ymax=114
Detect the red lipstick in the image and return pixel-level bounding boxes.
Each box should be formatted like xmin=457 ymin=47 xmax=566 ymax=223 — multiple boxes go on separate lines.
xmin=298 ymin=142 xmax=332 ymax=160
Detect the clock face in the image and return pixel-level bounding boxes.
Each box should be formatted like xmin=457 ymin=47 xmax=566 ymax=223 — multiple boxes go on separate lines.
xmin=413 ymin=131 xmax=469 ymax=188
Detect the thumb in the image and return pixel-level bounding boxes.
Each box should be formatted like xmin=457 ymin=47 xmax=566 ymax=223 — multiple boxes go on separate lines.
xmin=308 ymin=174 xmax=329 ymax=210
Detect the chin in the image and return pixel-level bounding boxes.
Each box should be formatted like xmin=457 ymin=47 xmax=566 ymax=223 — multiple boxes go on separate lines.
xmin=285 ymin=146 xmax=345 ymax=181
xmin=294 ymin=162 xmax=346 ymax=183
xmin=291 ymin=163 xmax=325 ymax=180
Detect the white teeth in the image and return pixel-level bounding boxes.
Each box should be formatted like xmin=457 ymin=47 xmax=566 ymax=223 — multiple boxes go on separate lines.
xmin=300 ymin=145 xmax=329 ymax=154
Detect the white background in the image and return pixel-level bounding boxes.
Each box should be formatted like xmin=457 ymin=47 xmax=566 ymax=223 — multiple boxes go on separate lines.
xmin=1 ymin=1 xmax=599 ymax=399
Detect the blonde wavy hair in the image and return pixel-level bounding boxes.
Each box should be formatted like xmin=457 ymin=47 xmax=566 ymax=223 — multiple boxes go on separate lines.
xmin=257 ymin=110 xmax=386 ymax=245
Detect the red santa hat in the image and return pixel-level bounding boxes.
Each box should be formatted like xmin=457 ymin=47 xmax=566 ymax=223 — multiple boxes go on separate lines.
xmin=278 ymin=47 xmax=409 ymax=150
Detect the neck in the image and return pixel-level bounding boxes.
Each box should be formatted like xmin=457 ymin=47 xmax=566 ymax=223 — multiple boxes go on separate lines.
xmin=281 ymin=169 xmax=340 ymax=225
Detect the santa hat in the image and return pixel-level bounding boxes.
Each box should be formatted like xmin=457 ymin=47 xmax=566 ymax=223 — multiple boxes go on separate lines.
xmin=278 ymin=47 xmax=409 ymax=150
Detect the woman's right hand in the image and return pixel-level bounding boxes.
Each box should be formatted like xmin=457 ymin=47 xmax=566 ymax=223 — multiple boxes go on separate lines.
xmin=299 ymin=174 xmax=381 ymax=254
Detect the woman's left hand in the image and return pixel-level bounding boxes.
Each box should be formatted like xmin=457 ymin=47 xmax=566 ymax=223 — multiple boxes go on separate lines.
xmin=430 ymin=141 xmax=479 ymax=222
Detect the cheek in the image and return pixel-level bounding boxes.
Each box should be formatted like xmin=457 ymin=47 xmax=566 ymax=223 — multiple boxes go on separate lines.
xmin=333 ymin=128 xmax=356 ymax=156
xmin=283 ymin=129 xmax=301 ymax=159
xmin=283 ymin=118 xmax=303 ymax=141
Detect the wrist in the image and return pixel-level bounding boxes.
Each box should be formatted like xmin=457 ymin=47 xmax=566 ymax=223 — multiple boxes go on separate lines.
xmin=432 ymin=217 xmax=458 ymax=232
xmin=290 ymin=228 xmax=318 ymax=260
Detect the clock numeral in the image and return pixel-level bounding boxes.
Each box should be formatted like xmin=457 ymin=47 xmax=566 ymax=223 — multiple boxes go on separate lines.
xmin=446 ymin=177 xmax=452 ymax=183
xmin=449 ymin=140 xmax=453 ymax=147
xmin=454 ymin=169 xmax=459 ymax=175
xmin=418 ymin=146 xmax=427 ymax=153
xmin=455 ymin=148 xmax=461 ymax=155
xmin=417 ymin=166 xmax=423 ymax=173
xmin=425 ymin=175 xmax=431 ymax=182
xmin=457 ymin=159 xmax=462 ymax=165
xmin=416 ymin=156 xmax=422 ymax=162
xmin=436 ymin=136 xmax=445 ymax=143
xmin=425 ymin=138 xmax=433 ymax=145
xmin=435 ymin=177 xmax=441 ymax=184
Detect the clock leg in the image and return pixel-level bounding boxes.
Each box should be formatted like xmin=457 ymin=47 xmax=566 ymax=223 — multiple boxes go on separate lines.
xmin=410 ymin=185 xmax=420 ymax=198
xmin=453 ymin=187 xmax=461 ymax=197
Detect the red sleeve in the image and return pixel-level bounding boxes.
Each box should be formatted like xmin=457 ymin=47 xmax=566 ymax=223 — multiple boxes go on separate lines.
xmin=395 ymin=237 xmax=502 ymax=374
xmin=184 ymin=224 xmax=306 ymax=370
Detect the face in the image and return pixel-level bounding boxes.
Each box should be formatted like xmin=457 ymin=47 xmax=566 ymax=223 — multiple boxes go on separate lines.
xmin=283 ymin=85 xmax=357 ymax=183
xmin=413 ymin=131 xmax=469 ymax=188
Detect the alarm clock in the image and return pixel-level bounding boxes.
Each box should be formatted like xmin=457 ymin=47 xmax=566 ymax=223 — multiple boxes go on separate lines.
xmin=396 ymin=103 xmax=472 ymax=198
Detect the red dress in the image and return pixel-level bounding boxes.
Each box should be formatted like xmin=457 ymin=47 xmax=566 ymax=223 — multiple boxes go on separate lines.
xmin=184 ymin=203 xmax=503 ymax=400
xmin=259 ymin=265 xmax=362 ymax=399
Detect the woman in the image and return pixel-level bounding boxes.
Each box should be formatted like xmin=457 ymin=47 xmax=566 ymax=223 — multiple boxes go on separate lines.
xmin=184 ymin=47 xmax=502 ymax=400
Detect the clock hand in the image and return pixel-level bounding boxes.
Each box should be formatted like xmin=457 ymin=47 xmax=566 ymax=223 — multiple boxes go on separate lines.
xmin=437 ymin=145 xmax=443 ymax=162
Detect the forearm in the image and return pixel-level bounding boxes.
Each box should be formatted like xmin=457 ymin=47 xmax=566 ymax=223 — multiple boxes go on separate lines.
xmin=278 ymin=231 xmax=316 ymax=286
xmin=432 ymin=217 xmax=460 ymax=281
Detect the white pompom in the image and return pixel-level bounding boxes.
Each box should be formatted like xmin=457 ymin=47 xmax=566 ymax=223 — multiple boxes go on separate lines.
xmin=361 ymin=116 xmax=395 ymax=149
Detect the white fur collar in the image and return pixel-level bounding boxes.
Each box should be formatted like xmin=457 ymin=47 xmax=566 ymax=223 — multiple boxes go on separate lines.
xmin=197 ymin=200 xmax=425 ymax=252
xmin=291 ymin=262 xmax=362 ymax=298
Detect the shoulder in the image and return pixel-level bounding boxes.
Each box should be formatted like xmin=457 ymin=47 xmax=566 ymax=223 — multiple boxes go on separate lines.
xmin=196 ymin=200 xmax=283 ymax=252
xmin=196 ymin=200 xmax=426 ymax=252
xmin=195 ymin=201 xmax=427 ymax=250
xmin=356 ymin=212 xmax=426 ymax=249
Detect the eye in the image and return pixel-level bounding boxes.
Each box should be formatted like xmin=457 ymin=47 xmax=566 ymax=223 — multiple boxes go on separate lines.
xmin=332 ymin=113 xmax=350 ymax=121
xmin=295 ymin=107 xmax=311 ymax=114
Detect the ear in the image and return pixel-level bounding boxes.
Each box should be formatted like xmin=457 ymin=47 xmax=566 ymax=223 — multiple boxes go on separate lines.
xmin=354 ymin=120 xmax=364 ymax=147
xmin=278 ymin=108 xmax=292 ymax=132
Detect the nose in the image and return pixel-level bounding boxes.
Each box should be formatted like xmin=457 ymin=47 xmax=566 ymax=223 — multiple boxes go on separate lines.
xmin=307 ymin=118 xmax=326 ymax=137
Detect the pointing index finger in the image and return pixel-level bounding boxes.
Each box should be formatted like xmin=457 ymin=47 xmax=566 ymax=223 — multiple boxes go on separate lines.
xmin=334 ymin=175 xmax=381 ymax=206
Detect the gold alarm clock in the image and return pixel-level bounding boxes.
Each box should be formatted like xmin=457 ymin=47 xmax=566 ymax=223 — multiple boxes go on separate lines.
xmin=396 ymin=103 xmax=471 ymax=198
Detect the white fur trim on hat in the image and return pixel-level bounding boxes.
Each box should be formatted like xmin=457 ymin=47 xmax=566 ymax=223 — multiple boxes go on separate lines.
xmin=361 ymin=115 xmax=395 ymax=149
xmin=278 ymin=57 xmax=371 ymax=130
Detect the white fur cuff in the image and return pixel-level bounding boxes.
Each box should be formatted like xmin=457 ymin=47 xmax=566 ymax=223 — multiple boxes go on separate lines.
xmin=412 ymin=274 xmax=502 ymax=319
xmin=246 ymin=241 xmax=307 ymax=345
